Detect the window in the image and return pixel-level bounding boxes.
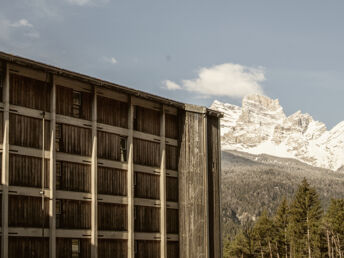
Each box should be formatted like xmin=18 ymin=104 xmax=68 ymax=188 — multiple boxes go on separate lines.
xmin=134 ymin=240 xmax=138 ymax=254
xmin=72 ymin=239 xmax=80 ymax=258
xmin=56 ymin=200 xmax=62 ymax=215
xmin=56 ymin=199 xmax=63 ymax=228
xmin=72 ymin=90 xmax=82 ymax=118
xmin=56 ymin=161 xmax=62 ymax=189
xmin=56 ymin=124 xmax=62 ymax=152
xmin=120 ymin=137 xmax=127 ymax=162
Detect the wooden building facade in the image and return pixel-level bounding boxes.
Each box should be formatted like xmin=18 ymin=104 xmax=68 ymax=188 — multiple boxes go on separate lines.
xmin=0 ymin=52 xmax=222 ymax=258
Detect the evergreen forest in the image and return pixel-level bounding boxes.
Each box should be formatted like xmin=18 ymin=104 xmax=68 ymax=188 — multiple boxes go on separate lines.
xmin=223 ymin=179 xmax=344 ymax=258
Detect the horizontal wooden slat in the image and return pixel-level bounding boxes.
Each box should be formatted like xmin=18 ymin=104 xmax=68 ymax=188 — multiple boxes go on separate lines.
xmin=55 ymin=75 xmax=91 ymax=92
xmin=97 ymin=88 xmax=128 ymax=103
xmin=9 ymin=104 xmax=51 ymax=120
xmin=8 ymin=185 xmax=50 ymax=198
xmin=56 ymin=114 xmax=92 ymax=128
xmin=131 ymin=96 xmax=161 ymax=111
xmin=8 ymin=64 xmax=47 ymax=81
xmin=56 ymin=190 xmax=92 ymax=201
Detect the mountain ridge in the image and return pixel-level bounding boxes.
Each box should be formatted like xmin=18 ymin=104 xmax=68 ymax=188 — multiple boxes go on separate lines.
xmin=211 ymin=94 xmax=344 ymax=171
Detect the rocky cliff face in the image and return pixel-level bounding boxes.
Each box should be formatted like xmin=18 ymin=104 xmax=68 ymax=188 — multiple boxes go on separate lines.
xmin=211 ymin=95 xmax=344 ymax=171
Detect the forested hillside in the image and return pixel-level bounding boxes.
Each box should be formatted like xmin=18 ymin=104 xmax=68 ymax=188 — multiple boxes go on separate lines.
xmin=221 ymin=150 xmax=344 ymax=243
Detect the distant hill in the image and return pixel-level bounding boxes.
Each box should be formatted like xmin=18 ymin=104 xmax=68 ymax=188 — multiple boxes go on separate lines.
xmin=221 ymin=150 xmax=344 ymax=237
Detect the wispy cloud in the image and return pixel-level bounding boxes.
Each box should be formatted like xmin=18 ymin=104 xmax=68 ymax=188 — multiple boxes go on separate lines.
xmin=0 ymin=17 xmax=39 ymax=42
xmin=11 ymin=19 xmax=33 ymax=28
xmin=164 ymin=63 xmax=265 ymax=99
xmin=103 ymin=56 xmax=118 ymax=64
xmin=162 ymin=80 xmax=182 ymax=90
xmin=65 ymin=0 xmax=109 ymax=6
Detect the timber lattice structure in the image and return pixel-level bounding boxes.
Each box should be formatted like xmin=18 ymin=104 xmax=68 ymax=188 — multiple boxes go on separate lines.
xmin=0 ymin=51 xmax=222 ymax=258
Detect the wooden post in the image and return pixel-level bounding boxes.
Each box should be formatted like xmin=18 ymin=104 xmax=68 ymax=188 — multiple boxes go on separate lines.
xmin=217 ymin=117 xmax=223 ymax=258
xmin=127 ymin=99 xmax=135 ymax=258
xmin=160 ymin=107 xmax=167 ymax=258
xmin=49 ymin=75 xmax=56 ymax=258
xmin=1 ymin=63 xmax=9 ymax=258
xmin=203 ymin=114 xmax=210 ymax=258
xmin=91 ymin=87 xmax=98 ymax=258
xmin=127 ymin=98 xmax=135 ymax=258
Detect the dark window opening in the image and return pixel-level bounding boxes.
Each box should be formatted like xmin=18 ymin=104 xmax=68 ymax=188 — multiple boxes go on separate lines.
xmin=72 ymin=90 xmax=82 ymax=118
xmin=56 ymin=123 xmax=62 ymax=152
xmin=120 ymin=137 xmax=127 ymax=162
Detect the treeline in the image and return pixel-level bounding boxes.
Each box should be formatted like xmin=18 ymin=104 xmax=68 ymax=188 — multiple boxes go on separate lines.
xmin=223 ymin=179 xmax=344 ymax=258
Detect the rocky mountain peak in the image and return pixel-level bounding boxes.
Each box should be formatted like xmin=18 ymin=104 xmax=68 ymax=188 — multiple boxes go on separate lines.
xmin=210 ymin=95 xmax=344 ymax=171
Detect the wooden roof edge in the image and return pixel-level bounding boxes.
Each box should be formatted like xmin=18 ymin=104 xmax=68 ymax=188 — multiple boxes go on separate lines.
xmin=0 ymin=51 xmax=224 ymax=118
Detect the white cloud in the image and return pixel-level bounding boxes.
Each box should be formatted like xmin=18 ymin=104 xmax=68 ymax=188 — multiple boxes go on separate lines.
xmin=65 ymin=0 xmax=109 ymax=6
xmin=162 ymin=80 xmax=182 ymax=90
xmin=164 ymin=63 xmax=265 ymax=99
xmin=11 ymin=19 xmax=33 ymax=28
xmin=0 ymin=17 xmax=39 ymax=41
xmin=103 ymin=56 xmax=118 ymax=65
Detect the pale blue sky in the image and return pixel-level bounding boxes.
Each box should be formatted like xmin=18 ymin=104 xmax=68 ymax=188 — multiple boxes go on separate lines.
xmin=1 ymin=0 xmax=344 ymax=128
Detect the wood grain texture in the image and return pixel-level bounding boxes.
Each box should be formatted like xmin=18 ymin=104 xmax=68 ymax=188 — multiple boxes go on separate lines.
xmin=97 ymin=96 xmax=128 ymax=128
xmin=97 ymin=167 xmax=127 ymax=196
xmin=178 ymin=111 xmax=207 ymax=258
xmin=10 ymin=73 xmax=51 ymax=112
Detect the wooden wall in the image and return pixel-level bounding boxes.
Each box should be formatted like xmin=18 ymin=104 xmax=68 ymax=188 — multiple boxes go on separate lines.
xmin=9 ymin=237 xmax=49 ymax=258
xmin=9 ymin=154 xmax=49 ymax=188
xmin=133 ymin=138 xmax=160 ymax=167
xmin=98 ymin=239 xmax=127 ymax=258
xmin=98 ymin=203 xmax=127 ymax=231
xmin=56 ymin=123 xmax=92 ymax=156
xmin=166 ymin=145 xmax=178 ymax=170
xmin=0 ymin=111 xmax=3 ymax=144
xmin=135 ymin=240 xmax=160 ymax=258
xmin=97 ymin=96 xmax=128 ymax=128
xmin=134 ymin=172 xmax=159 ymax=200
xmin=167 ymin=242 xmax=179 ymax=258
xmin=56 ymin=238 xmax=91 ymax=258
xmin=56 ymin=161 xmax=91 ymax=193
xmin=134 ymin=206 xmax=160 ymax=233
xmin=165 ymin=114 xmax=178 ymax=139
xmin=8 ymin=195 xmax=49 ymax=227
xmin=10 ymin=74 xmax=51 ymax=112
xmin=166 ymin=177 xmax=178 ymax=202
xmin=178 ymin=111 xmax=208 ymax=258
xmin=9 ymin=114 xmax=50 ymax=150
xmin=97 ymin=131 xmax=122 ymax=161
xmin=56 ymin=199 xmax=91 ymax=229
xmin=134 ymin=106 xmax=160 ymax=136
xmin=207 ymin=116 xmax=222 ymax=258
xmin=97 ymin=167 xmax=127 ymax=196
xmin=167 ymin=209 xmax=179 ymax=234
xmin=56 ymin=85 xmax=92 ymax=120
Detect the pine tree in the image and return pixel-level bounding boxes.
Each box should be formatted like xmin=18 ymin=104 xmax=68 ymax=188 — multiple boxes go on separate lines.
xmin=229 ymin=222 xmax=257 ymax=257
xmin=274 ymin=197 xmax=289 ymax=258
xmin=325 ymin=199 xmax=344 ymax=257
xmin=253 ymin=210 xmax=277 ymax=258
xmin=288 ymin=178 xmax=323 ymax=258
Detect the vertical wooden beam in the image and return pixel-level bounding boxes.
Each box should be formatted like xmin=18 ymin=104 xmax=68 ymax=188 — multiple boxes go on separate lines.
xmin=217 ymin=117 xmax=223 ymax=258
xmin=49 ymin=75 xmax=57 ymax=258
xmin=127 ymin=98 xmax=135 ymax=258
xmin=1 ymin=63 xmax=9 ymax=258
xmin=160 ymin=106 xmax=167 ymax=258
xmin=91 ymin=87 xmax=98 ymax=258
xmin=203 ymin=114 xmax=210 ymax=258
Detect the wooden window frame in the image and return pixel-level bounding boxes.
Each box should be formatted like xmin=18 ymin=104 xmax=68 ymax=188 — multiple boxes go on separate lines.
xmin=71 ymin=239 xmax=80 ymax=258
xmin=72 ymin=90 xmax=82 ymax=118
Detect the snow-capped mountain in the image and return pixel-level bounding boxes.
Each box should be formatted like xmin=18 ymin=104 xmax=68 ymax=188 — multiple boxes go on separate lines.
xmin=211 ymin=95 xmax=344 ymax=171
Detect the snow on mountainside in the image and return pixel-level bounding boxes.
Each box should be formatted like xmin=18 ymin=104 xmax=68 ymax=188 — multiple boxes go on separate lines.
xmin=211 ymin=95 xmax=344 ymax=171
